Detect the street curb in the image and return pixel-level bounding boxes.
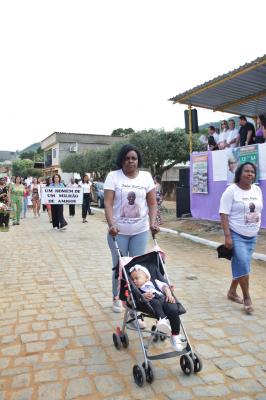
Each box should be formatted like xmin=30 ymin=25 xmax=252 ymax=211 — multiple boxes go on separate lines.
xmin=91 ymin=207 xmax=266 ymax=263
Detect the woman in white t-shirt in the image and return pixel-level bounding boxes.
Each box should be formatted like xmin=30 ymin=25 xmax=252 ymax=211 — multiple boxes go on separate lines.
xmin=104 ymin=144 xmax=159 ymax=313
xmin=219 ymin=162 xmax=263 ymax=314
xmin=80 ymin=175 xmax=94 ymax=223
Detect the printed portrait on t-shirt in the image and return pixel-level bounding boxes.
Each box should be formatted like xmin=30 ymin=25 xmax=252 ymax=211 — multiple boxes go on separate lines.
xmin=245 ymin=202 xmax=260 ymax=224
xmin=120 ymin=191 xmax=141 ymax=218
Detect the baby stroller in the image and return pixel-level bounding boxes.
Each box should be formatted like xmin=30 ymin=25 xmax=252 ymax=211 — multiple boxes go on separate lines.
xmin=112 ymin=236 xmax=203 ymax=387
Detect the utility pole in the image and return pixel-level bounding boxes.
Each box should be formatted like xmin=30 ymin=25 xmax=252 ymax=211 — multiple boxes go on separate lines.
xmin=188 ymin=105 xmax=193 ymax=153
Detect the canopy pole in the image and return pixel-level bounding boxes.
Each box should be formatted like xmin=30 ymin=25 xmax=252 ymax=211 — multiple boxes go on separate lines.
xmin=188 ymin=105 xmax=192 ymax=153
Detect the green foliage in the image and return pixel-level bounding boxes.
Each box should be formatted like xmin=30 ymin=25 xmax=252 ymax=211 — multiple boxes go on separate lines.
xmin=20 ymin=146 xmax=44 ymax=162
xmin=111 ymin=128 xmax=135 ymax=137
xmin=20 ymin=151 xmax=36 ymax=160
xmin=61 ymin=154 xmax=87 ymax=177
xmin=129 ymin=128 xmax=204 ymax=175
xmin=12 ymin=159 xmax=42 ymax=178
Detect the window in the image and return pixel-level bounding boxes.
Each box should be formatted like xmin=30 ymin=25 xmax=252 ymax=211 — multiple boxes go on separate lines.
xmin=52 ymin=148 xmax=56 ymax=159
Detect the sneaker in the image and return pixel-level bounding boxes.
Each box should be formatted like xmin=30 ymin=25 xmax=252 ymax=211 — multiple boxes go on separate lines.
xmin=170 ymin=334 xmax=185 ymax=352
xmin=112 ymin=299 xmax=123 ymax=313
xmin=157 ymin=317 xmax=171 ymax=335
xmin=128 ymin=312 xmax=146 ymax=329
xmin=59 ymin=222 xmax=68 ymax=230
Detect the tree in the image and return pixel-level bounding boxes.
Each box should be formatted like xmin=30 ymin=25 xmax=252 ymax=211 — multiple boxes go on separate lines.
xmin=20 ymin=147 xmax=44 ymax=162
xmin=111 ymin=128 xmax=135 ymax=137
xmin=20 ymin=151 xmax=36 ymax=161
xmin=129 ymin=128 xmax=203 ymax=176
xmin=12 ymin=159 xmax=42 ymax=178
xmin=61 ymin=129 xmax=204 ymax=179
xmin=61 ymin=154 xmax=87 ymax=177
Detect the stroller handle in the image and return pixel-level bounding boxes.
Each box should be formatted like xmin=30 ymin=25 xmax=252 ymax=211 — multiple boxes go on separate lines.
xmin=112 ymin=232 xmax=159 ymax=256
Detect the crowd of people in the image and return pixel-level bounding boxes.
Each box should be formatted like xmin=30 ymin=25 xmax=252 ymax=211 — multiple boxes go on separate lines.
xmin=208 ymin=114 xmax=266 ymax=151
xmin=0 ymin=142 xmax=263 ymax=358
xmin=0 ymin=174 xmax=95 ymax=231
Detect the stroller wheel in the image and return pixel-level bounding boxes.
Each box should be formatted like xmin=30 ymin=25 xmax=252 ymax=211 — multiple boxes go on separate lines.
xmin=180 ymin=354 xmax=194 ymax=376
xmin=121 ymin=332 xmax=129 ymax=348
xmin=142 ymin=361 xmax=155 ymax=384
xmin=192 ymin=352 xmax=203 ymax=373
xmin=151 ymin=325 xmax=159 ymax=342
xmin=133 ymin=364 xmax=146 ymax=387
xmin=112 ymin=332 xmax=122 ymax=350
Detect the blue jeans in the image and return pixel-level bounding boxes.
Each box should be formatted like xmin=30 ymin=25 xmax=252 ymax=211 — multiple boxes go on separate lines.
xmin=22 ymin=197 xmax=28 ymax=217
xmin=107 ymin=230 xmax=149 ymax=298
xmin=231 ymin=230 xmax=257 ymax=279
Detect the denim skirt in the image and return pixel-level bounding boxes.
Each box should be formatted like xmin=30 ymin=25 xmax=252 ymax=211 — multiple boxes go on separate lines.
xmin=231 ymin=230 xmax=257 ymax=279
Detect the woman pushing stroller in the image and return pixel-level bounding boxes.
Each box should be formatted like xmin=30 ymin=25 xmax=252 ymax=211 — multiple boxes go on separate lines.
xmin=130 ymin=264 xmax=186 ymax=352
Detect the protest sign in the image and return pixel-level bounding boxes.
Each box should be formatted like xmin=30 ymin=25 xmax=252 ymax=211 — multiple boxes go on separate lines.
xmin=41 ymin=187 xmax=83 ymax=205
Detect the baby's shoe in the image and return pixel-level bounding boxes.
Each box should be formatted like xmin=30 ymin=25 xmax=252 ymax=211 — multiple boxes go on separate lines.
xmin=170 ymin=334 xmax=185 ymax=352
xmin=157 ymin=317 xmax=171 ymax=334
xmin=128 ymin=311 xmax=146 ymax=329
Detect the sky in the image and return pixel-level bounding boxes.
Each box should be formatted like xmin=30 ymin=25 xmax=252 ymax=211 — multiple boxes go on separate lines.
xmin=1 ymin=0 xmax=265 ymax=151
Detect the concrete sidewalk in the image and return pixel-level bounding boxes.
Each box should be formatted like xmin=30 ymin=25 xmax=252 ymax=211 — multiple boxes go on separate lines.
xmin=0 ymin=210 xmax=266 ymax=399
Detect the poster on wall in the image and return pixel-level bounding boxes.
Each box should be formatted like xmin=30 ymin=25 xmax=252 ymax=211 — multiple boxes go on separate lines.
xmin=228 ymin=144 xmax=259 ymax=184
xmin=212 ymin=143 xmax=265 ymax=182
xmin=192 ymin=154 xmax=208 ymax=193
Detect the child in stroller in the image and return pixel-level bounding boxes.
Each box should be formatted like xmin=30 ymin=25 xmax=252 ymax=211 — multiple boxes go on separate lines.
xmin=112 ymin=239 xmax=203 ymax=386
xmin=130 ymin=264 xmax=186 ymax=351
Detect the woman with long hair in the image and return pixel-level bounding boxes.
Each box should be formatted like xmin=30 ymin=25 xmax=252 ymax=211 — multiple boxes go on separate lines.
xmin=31 ymin=177 xmax=41 ymax=217
xmin=81 ymin=174 xmax=94 ymax=223
xmin=255 ymin=114 xmax=266 ymax=144
xmin=49 ymin=174 xmax=68 ymax=230
xmin=9 ymin=176 xmax=24 ymax=225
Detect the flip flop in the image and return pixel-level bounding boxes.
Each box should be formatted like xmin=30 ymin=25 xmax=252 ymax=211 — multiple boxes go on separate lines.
xmin=244 ymin=305 xmax=254 ymax=314
xmin=227 ymin=292 xmax=243 ymax=304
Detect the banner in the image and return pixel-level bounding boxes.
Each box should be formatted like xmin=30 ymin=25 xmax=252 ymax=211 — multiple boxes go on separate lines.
xmin=230 ymin=145 xmax=259 ymax=184
xmin=191 ymin=154 xmax=208 ymax=193
xmin=41 ymin=187 xmax=83 ymax=205
xmin=212 ymin=143 xmax=265 ymax=182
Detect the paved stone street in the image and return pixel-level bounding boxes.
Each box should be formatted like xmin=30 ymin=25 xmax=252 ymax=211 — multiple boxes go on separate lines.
xmin=0 ymin=208 xmax=266 ymax=400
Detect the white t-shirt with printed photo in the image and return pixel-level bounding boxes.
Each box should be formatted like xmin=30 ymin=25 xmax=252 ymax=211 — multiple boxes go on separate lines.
xmin=104 ymin=169 xmax=155 ymax=235
xmin=219 ymin=183 xmax=263 ymax=237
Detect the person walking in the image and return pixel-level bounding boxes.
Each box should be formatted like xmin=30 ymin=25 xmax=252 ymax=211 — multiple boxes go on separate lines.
xmin=104 ymin=144 xmax=159 ymax=313
xmin=0 ymin=177 xmax=10 ymax=230
xmin=67 ymin=177 xmax=78 ymax=217
xmin=31 ymin=177 xmax=41 ymax=217
xmin=81 ymin=174 xmax=94 ymax=223
xmin=9 ymin=176 xmax=24 ymax=225
xmin=154 ymin=175 xmax=163 ymax=225
xmin=49 ymin=174 xmax=68 ymax=230
xmin=219 ymin=162 xmax=263 ymax=314
xmin=22 ymin=183 xmax=30 ymax=218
